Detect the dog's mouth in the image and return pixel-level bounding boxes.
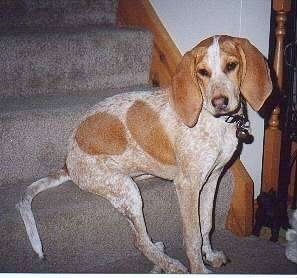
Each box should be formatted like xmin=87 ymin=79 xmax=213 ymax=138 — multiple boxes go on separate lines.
xmin=211 ymin=96 xmax=229 ymax=112
xmin=211 ymin=99 xmax=241 ymax=117
xmin=205 ymin=95 xmax=253 ymax=143
xmin=210 ymin=95 xmax=241 ymax=117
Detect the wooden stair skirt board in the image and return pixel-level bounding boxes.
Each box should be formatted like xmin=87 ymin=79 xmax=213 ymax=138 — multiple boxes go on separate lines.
xmin=118 ymin=0 xmax=253 ymax=236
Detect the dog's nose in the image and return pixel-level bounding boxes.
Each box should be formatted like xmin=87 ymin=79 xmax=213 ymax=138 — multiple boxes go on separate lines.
xmin=211 ymin=96 xmax=229 ymax=110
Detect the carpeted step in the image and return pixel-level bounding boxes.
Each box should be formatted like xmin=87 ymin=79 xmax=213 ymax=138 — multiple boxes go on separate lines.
xmin=0 ymin=86 xmax=151 ymax=186
xmin=0 ymin=173 xmax=234 ymax=273
xmin=0 ymin=27 xmax=152 ymax=99
xmin=0 ymin=0 xmax=118 ymax=33
xmin=1 ymin=172 xmax=295 ymax=273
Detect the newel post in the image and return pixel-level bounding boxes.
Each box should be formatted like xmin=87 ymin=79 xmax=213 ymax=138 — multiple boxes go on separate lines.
xmin=262 ymin=0 xmax=291 ymax=192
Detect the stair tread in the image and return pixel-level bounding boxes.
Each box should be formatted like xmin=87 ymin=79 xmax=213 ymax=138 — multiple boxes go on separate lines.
xmin=1 ymin=177 xmax=183 ymax=272
xmin=0 ymin=0 xmax=118 ymax=32
xmin=0 ymin=85 xmax=152 ymax=114
xmin=1 ymin=176 xmax=295 ymax=274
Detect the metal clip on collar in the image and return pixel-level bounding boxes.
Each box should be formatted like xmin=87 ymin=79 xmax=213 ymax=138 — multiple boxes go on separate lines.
xmin=225 ymin=98 xmax=254 ymax=143
xmin=225 ymin=114 xmax=252 ymax=142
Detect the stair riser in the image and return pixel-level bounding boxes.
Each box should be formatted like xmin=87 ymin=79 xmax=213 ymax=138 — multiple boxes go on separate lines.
xmin=1 ymin=109 xmax=81 ymax=185
xmin=0 ymin=29 xmax=152 ymax=98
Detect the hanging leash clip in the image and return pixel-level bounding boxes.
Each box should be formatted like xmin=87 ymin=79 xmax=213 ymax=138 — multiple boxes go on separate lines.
xmin=225 ymin=97 xmax=254 ymax=143
xmin=225 ymin=114 xmax=252 ymax=142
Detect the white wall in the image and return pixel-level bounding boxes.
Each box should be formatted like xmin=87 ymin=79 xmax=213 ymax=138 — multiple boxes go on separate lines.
xmin=150 ymin=0 xmax=271 ymax=196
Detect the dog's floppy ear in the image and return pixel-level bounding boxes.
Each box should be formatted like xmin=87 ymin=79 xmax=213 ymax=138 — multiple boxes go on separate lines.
xmin=233 ymin=38 xmax=272 ymax=111
xmin=170 ymin=51 xmax=202 ymax=127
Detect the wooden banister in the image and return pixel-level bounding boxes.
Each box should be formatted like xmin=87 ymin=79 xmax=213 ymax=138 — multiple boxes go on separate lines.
xmin=262 ymin=0 xmax=291 ymax=192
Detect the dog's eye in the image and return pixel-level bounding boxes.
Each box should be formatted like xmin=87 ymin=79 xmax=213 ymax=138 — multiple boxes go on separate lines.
xmin=197 ymin=68 xmax=210 ymax=77
xmin=225 ymin=62 xmax=238 ymax=72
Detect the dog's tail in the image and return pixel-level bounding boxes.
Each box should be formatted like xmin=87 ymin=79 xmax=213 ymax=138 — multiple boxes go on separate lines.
xmin=16 ymin=168 xmax=70 ymax=259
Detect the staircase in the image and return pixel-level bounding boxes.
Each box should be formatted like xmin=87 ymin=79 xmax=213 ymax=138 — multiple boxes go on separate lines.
xmin=0 ymin=0 xmax=155 ymax=271
xmin=0 ymin=0 xmax=176 ymax=272
xmin=0 ymin=0 xmax=153 ymax=185
xmin=1 ymin=0 xmax=295 ymax=274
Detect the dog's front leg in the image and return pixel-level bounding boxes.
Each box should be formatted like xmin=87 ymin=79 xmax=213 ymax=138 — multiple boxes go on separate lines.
xmin=175 ymin=177 xmax=210 ymax=273
xmin=200 ymin=169 xmax=228 ymax=267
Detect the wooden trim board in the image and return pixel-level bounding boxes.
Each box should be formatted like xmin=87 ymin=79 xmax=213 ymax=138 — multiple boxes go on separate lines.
xmin=118 ymin=0 xmax=254 ymax=236
xmin=117 ymin=0 xmax=181 ymax=86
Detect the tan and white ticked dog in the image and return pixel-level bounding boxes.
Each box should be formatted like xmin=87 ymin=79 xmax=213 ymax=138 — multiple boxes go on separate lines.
xmin=17 ymin=35 xmax=272 ymax=273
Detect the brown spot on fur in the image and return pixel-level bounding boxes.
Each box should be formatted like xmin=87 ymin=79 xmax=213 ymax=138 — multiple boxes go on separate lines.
xmin=126 ymin=100 xmax=176 ymax=165
xmin=75 ymin=112 xmax=127 ymax=155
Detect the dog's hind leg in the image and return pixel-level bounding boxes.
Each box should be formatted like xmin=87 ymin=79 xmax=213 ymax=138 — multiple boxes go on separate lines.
xmin=16 ymin=168 xmax=70 ymax=259
xmin=83 ymin=174 xmax=188 ymax=273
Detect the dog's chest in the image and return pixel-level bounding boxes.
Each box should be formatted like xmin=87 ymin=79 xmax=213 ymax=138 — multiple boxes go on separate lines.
xmin=176 ymin=111 xmax=238 ymax=168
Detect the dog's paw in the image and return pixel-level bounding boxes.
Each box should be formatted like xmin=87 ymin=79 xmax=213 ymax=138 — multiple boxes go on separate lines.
xmin=150 ymin=265 xmax=162 ymax=274
xmin=150 ymin=242 xmax=165 ymax=273
xmin=151 ymin=259 xmax=188 ymax=274
xmin=202 ymin=265 xmax=213 ymax=273
xmin=203 ymin=250 xmax=228 ymax=268
xmin=150 ymin=242 xmax=188 ymax=273
xmin=154 ymin=241 xmax=165 ymax=252
xmin=166 ymin=261 xmax=188 ymax=274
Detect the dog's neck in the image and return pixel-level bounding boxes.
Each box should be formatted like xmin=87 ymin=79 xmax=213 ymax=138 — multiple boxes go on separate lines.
xmin=202 ymin=98 xmax=252 ymax=143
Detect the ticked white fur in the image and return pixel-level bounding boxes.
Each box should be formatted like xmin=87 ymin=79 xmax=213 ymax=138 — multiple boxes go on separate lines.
xmin=207 ymin=36 xmax=222 ymax=77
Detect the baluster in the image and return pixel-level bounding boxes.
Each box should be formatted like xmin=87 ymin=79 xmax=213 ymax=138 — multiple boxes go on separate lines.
xmin=262 ymin=0 xmax=291 ymax=192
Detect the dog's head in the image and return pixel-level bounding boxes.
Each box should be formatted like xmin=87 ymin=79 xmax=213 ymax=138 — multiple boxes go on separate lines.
xmin=170 ymin=35 xmax=272 ymax=127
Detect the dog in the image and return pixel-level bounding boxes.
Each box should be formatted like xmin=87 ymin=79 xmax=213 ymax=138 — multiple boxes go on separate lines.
xmin=253 ymin=189 xmax=290 ymax=242
xmin=16 ymin=35 xmax=272 ymax=273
